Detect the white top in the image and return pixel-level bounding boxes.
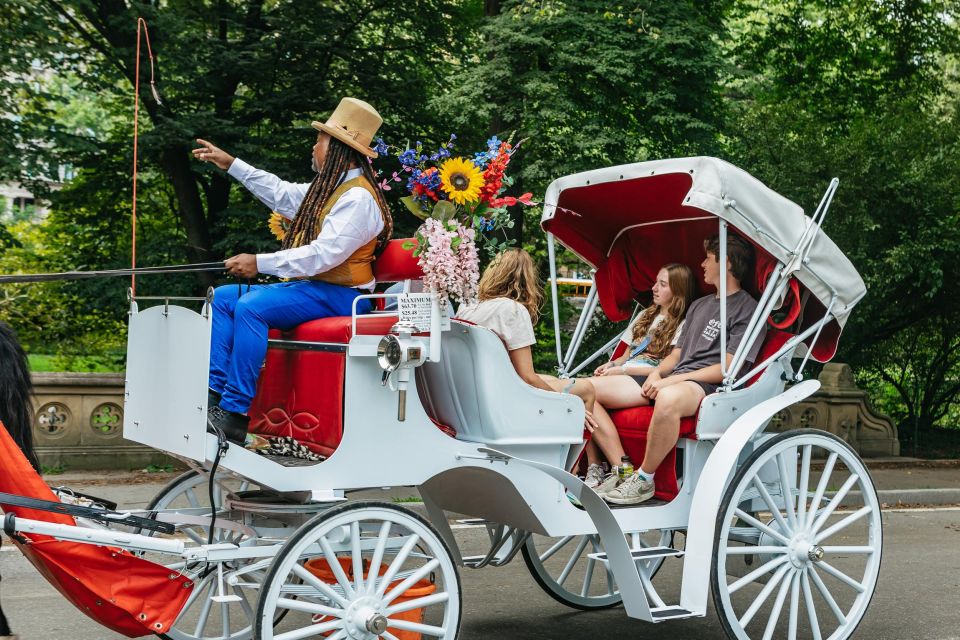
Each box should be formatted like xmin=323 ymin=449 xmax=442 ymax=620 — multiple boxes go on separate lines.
xmin=227 ymin=158 xmax=384 ymax=288
xmin=456 ymin=298 xmax=536 ymax=351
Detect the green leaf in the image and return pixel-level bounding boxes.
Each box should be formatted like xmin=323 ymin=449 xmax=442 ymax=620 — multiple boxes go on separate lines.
xmin=433 ymin=200 xmax=456 ymax=222
xmin=401 ymin=196 xmax=431 ymax=220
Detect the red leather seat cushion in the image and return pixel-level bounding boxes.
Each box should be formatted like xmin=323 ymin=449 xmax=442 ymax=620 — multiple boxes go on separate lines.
xmin=609 ymin=407 xmax=699 ymax=501
xmin=248 ymin=315 xmax=400 ymax=456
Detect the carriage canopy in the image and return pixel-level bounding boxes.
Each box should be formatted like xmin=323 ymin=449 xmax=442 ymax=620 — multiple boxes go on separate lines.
xmin=540 ymin=156 xmax=866 ymax=362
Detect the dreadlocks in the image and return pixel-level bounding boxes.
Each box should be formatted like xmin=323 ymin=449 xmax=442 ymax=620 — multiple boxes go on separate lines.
xmin=281 ymin=136 xmax=393 ymax=252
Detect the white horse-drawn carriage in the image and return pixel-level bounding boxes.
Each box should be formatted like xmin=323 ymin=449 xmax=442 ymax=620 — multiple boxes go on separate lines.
xmin=0 ymin=157 xmax=880 ymax=640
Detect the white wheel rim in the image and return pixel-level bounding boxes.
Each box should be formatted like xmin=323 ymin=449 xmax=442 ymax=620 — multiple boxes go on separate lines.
xmin=524 ymin=529 xmax=671 ymax=608
xmin=716 ymin=433 xmax=882 ymax=640
xmin=258 ymin=506 xmax=460 ymax=640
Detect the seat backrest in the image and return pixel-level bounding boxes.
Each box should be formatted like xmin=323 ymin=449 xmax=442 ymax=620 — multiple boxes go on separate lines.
xmin=416 ymin=321 xmax=583 ymax=446
xmin=374 ymin=238 xmax=423 ymax=283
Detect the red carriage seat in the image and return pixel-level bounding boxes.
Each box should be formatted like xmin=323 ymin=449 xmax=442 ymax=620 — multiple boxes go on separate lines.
xmin=247 ymin=240 xmax=422 ymax=456
xmin=0 ymin=423 xmax=192 ymax=637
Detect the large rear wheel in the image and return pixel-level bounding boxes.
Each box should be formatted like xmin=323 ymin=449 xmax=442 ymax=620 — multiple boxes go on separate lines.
xmin=712 ymin=430 xmax=882 ymax=640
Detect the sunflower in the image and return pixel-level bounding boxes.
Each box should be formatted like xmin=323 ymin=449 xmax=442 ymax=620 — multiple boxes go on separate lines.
xmin=268 ymin=212 xmax=290 ymax=241
xmin=439 ymin=157 xmax=485 ymax=205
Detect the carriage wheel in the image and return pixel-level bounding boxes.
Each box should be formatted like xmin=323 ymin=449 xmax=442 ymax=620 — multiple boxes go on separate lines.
xmin=147 ymin=470 xmax=269 ymax=640
xmin=143 ymin=470 xmax=251 ymax=545
xmin=712 ymin=430 xmax=882 ymax=640
xmin=255 ymin=501 xmax=462 ymax=640
xmin=521 ymin=529 xmax=672 ymax=610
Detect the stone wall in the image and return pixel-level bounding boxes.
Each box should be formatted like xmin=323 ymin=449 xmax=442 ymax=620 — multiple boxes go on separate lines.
xmin=31 ymin=372 xmax=177 ymax=471
xmin=766 ymin=363 xmax=900 ymax=457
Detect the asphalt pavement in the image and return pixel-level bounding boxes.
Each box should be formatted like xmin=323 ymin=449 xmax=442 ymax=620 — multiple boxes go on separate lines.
xmin=1 ymin=460 xmax=958 ymax=639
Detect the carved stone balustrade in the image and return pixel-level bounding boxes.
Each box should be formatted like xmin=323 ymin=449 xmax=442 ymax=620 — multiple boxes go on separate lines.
xmin=31 ymin=372 xmax=175 ymax=471
xmin=765 ymin=363 xmax=900 ymax=457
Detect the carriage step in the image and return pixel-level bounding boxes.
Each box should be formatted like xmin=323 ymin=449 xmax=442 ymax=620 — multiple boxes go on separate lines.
xmin=456 ymin=518 xmax=493 ymax=526
xmin=587 ymin=546 xmax=683 ymax=563
xmin=650 ymin=606 xmax=697 ymax=621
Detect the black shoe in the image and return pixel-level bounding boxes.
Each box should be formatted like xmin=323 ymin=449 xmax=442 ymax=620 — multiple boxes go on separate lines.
xmin=208 ymin=388 xmax=222 ymax=408
xmin=206 ymin=405 xmax=249 ymax=445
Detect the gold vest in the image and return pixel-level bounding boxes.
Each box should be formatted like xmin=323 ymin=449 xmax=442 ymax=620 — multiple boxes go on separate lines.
xmin=308 ymin=175 xmax=381 ymax=287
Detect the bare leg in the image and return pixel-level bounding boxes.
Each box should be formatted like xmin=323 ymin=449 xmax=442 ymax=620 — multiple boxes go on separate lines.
xmin=589 ymin=375 xmax=650 ymax=409
xmin=641 ymin=382 xmax=704 ymax=474
xmin=589 ymin=402 xmax=628 ymax=466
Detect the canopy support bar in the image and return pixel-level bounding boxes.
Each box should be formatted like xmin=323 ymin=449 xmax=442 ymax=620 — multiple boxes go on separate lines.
xmin=562 ymin=279 xmax=599 ymax=374
xmin=547 ymin=233 xmax=564 ymax=369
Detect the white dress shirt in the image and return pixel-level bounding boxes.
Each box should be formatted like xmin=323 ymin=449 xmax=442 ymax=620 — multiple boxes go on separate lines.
xmin=227 ymin=158 xmax=384 ymax=288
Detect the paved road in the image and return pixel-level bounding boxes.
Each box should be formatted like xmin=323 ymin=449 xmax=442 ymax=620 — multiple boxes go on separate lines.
xmin=3 ymin=507 xmax=959 ymax=639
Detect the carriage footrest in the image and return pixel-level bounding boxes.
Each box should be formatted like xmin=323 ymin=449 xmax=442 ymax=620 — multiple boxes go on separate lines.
xmin=650 ymin=606 xmax=697 ymax=621
xmin=587 ymin=546 xmax=683 ymax=563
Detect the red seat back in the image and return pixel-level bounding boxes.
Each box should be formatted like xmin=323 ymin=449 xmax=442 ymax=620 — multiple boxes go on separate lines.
xmin=0 ymin=423 xmax=192 ymax=637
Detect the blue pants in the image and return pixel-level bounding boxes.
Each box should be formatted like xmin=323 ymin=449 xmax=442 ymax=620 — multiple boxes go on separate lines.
xmin=208 ymin=280 xmax=372 ymax=414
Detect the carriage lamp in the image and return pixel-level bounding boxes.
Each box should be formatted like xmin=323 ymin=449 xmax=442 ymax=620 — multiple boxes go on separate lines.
xmin=377 ymin=322 xmax=426 ymax=421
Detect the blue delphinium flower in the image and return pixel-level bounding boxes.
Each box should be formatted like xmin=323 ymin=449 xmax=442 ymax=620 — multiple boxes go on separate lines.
xmin=479 ymin=217 xmax=496 ymax=231
xmin=373 ymin=137 xmax=389 ymax=156
xmin=398 ymin=148 xmax=419 ymax=168
xmin=472 ymin=151 xmax=491 ymax=169
xmin=486 ymin=135 xmax=501 ymax=152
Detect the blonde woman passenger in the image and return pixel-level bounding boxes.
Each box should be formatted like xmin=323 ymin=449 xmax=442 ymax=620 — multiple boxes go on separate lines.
xmin=581 ymin=263 xmax=696 ymax=491
xmin=456 ymin=249 xmax=598 ymax=431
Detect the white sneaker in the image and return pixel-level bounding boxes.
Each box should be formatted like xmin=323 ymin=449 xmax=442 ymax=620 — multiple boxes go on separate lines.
xmin=596 ymin=466 xmax=623 ymax=494
xmin=603 ymin=472 xmax=656 ymax=505
xmin=583 ymin=463 xmax=605 ymax=489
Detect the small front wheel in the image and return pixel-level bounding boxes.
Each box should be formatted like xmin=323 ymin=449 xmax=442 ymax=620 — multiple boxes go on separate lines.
xmin=712 ymin=430 xmax=882 ymax=640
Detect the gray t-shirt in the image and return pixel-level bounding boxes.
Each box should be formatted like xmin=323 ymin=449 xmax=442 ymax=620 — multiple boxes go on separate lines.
xmin=673 ymin=289 xmax=766 ymax=376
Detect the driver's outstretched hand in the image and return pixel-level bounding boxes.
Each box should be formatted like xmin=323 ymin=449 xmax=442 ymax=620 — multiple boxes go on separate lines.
xmin=192 ymin=138 xmax=235 ymax=171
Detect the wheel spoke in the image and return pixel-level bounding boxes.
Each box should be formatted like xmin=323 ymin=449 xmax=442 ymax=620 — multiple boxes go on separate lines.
xmin=725 ymin=545 xmax=788 ymax=556
xmin=181 ymin=526 xmax=207 ymax=546
xmin=811 ymin=474 xmax=860 ymax=534
xmin=581 ymin=553 xmax=597 ymax=597
xmin=809 ymin=566 xmax=847 ymax=625
xmin=735 ymin=509 xmax=791 ymax=546
xmin=815 ymin=506 xmax=871 ymax=544
xmin=275 ymin=618 xmax=342 ymax=640
xmin=796 ymin=445 xmax=812 ymax=525
xmin=235 ymin=585 xmax=254 ymax=621
xmin=319 ymin=534 xmax=356 ymax=598
xmin=806 ymin=452 xmax=837 ymax=529
xmin=365 ymin=520 xmax=392 ymax=595
xmin=787 ymin=570 xmax=801 ymax=640
xmin=220 ymin=599 xmax=230 ymax=638
xmin=729 ymin=554 xmax=789 ymax=595
xmin=539 ymin=535 xmax=574 ymax=563
xmin=385 ymin=591 xmax=450 ymax=616
xmin=193 ymin=578 xmax=217 ymax=636
xmin=383 ymin=558 xmax=440 ymax=606
xmin=751 ymin=477 xmax=792 ymax=536
xmin=375 ymin=534 xmax=421 ymax=598
xmin=291 ymin=562 xmax=350 ymax=609
xmin=185 ymin=487 xmax=201 ymax=509
xmin=557 ymin=536 xmax=590 ymax=587
xmin=350 ymin=521 xmax=364 ymax=593
xmin=777 ymin=452 xmax=799 ymax=532
xmin=820 ymin=545 xmax=875 ymax=555
xmin=760 ymin=566 xmax=793 ymax=640
xmin=816 ymin=560 xmax=865 ymax=593
xmin=276 ymin=597 xmax=342 ymax=618
xmin=738 ymin=562 xmax=791 ymax=628
xmin=801 ymin=571 xmax=823 ymax=640
xmin=386 ymin=618 xmax=447 ymax=637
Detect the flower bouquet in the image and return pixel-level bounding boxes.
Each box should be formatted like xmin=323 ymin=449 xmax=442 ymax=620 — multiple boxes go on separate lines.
xmin=380 ymin=135 xmax=535 ymax=308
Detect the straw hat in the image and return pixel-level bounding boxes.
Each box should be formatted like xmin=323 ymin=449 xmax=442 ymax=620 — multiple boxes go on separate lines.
xmin=311 ymin=97 xmax=383 ymax=158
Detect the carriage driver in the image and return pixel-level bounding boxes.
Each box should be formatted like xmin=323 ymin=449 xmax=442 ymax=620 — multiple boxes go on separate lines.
xmin=192 ymin=98 xmax=393 ymax=444
xmin=602 ymin=234 xmax=766 ymax=504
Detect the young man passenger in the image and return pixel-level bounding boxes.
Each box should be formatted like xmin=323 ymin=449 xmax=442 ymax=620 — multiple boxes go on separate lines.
xmin=602 ymin=233 xmax=766 ymax=505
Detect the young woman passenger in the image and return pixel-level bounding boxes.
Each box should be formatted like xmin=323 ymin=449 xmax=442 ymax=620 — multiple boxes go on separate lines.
xmin=456 ymin=249 xmax=598 ymax=430
xmin=581 ymin=264 xmax=696 ymax=492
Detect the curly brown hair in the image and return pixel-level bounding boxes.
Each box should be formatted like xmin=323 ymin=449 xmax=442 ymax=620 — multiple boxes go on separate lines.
xmin=631 ymin=263 xmax=696 ymax=359
xmin=477 ymin=248 xmax=543 ymax=324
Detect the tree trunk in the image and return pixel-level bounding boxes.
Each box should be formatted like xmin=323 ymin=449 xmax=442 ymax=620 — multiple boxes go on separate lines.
xmin=161 ymin=147 xmax=216 ymax=290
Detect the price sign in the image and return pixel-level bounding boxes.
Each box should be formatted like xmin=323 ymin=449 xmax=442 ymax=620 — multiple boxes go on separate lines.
xmin=397 ymin=293 xmax=450 ymax=332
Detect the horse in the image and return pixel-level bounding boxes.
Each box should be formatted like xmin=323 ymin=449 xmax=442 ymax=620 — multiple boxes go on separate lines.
xmin=0 ymin=320 xmax=35 ymax=640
